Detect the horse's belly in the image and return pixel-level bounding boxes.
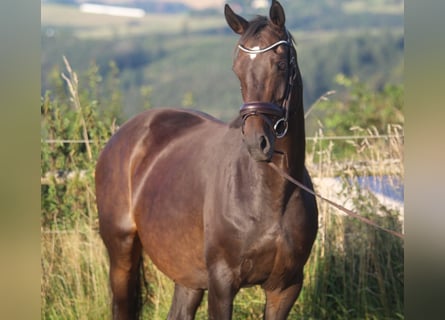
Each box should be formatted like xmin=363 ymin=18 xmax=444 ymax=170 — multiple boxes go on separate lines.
xmin=133 ymin=157 xmax=209 ymax=289
xmin=136 ymin=201 xmax=208 ymax=288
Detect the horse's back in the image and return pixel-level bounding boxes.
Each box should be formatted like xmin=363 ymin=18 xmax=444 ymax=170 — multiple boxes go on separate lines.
xmin=96 ymin=107 xmax=222 ymax=184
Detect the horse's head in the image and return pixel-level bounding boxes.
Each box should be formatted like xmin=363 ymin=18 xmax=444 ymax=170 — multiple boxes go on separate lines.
xmin=225 ymin=0 xmax=299 ymax=162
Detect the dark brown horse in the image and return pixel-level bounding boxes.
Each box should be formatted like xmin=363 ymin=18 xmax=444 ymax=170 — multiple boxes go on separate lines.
xmin=95 ymin=1 xmax=318 ymax=319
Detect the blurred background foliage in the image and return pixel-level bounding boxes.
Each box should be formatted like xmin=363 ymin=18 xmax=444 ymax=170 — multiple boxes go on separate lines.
xmin=42 ymin=0 xmax=403 ymax=122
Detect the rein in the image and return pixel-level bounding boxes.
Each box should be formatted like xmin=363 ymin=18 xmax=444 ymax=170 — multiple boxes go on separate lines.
xmin=268 ymin=162 xmax=405 ymax=240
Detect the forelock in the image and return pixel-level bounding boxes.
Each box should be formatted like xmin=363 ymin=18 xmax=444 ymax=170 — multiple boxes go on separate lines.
xmin=239 ymin=16 xmax=269 ymax=43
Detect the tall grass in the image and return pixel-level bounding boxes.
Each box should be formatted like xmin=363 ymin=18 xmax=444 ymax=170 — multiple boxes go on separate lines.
xmin=301 ymin=124 xmax=404 ymax=319
xmin=41 ymin=230 xmax=110 ymax=319
xmin=41 ymin=60 xmax=403 ymax=319
xmin=41 ymin=128 xmax=403 ymax=319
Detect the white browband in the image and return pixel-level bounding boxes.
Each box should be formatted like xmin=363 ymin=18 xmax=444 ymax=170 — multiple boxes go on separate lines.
xmin=238 ymin=39 xmax=290 ymax=54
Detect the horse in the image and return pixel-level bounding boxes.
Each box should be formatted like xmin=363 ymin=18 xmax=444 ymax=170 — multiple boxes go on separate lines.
xmin=95 ymin=1 xmax=318 ymax=319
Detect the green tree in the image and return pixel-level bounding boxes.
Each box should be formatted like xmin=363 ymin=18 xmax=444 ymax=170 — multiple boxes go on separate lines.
xmin=307 ymin=74 xmax=403 ymax=136
xmin=305 ymin=74 xmax=403 ymax=159
xmin=41 ymin=58 xmax=136 ymax=229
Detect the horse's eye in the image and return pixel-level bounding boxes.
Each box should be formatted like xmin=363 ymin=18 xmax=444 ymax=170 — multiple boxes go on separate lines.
xmin=277 ymin=61 xmax=287 ymax=71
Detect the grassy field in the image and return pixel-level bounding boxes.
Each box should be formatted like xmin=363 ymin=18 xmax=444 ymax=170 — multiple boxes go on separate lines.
xmin=42 ymin=4 xmax=226 ymax=39
xmin=41 ymin=2 xmax=403 ymax=116
xmin=342 ymin=0 xmax=404 ymax=15
xmin=41 ymin=3 xmax=403 ymax=39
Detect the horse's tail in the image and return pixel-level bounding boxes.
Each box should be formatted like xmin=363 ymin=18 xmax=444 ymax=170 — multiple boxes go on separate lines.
xmin=134 ymin=253 xmax=150 ymax=319
xmin=134 ymin=254 xmax=148 ymax=319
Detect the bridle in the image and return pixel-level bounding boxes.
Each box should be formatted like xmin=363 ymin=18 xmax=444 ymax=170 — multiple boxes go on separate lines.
xmin=238 ymin=31 xmax=297 ymax=139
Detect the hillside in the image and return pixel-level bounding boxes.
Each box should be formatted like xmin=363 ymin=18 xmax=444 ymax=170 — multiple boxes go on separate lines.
xmin=52 ymin=0 xmax=403 ymax=13
xmin=47 ymin=0 xmax=226 ymax=11
xmin=41 ymin=0 xmax=403 ymax=121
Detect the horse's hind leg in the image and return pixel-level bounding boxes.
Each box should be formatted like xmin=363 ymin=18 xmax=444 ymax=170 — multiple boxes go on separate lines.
xmin=167 ymin=284 xmax=204 ymax=320
xmin=102 ymin=226 xmax=143 ymax=320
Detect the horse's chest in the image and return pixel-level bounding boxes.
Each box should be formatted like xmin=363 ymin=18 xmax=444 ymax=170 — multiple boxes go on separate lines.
xmin=239 ymin=226 xmax=298 ymax=287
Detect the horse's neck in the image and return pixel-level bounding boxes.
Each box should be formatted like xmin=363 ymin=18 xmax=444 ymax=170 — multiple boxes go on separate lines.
xmin=222 ymin=131 xmax=300 ymax=215
xmin=292 ymin=106 xmax=306 ymax=179
xmin=274 ymin=100 xmax=306 ymax=182
xmin=287 ymin=64 xmax=306 ymax=180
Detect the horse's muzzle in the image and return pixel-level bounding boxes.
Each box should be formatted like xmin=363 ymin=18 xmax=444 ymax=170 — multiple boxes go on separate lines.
xmin=240 ymin=102 xmax=284 ymax=161
xmin=244 ymin=131 xmax=274 ymax=162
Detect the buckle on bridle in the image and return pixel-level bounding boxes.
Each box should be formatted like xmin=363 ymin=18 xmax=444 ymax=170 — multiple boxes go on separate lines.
xmin=273 ymin=118 xmax=288 ymax=138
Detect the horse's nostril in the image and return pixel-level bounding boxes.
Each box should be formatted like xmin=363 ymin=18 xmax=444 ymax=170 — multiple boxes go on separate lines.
xmin=260 ymin=135 xmax=268 ymax=152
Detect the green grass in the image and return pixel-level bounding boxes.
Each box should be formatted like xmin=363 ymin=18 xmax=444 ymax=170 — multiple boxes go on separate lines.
xmin=342 ymin=0 xmax=404 ymax=15
xmin=41 ymin=229 xmax=111 ymax=319
xmin=41 ymin=197 xmax=403 ymax=319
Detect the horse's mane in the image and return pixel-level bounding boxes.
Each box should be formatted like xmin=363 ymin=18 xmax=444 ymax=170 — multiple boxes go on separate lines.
xmin=229 ymin=115 xmax=243 ymax=129
xmin=238 ymin=15 xmax=295 ymax=48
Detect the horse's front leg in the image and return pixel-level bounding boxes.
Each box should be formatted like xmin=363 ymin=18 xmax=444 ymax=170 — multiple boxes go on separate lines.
xmin=207 ymin=262 xmax=239 ymax=320
xmin=263 ymin=274 xmax=303 ymax=320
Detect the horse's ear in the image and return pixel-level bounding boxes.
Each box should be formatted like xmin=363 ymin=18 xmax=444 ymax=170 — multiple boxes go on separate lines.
xmin=269 ymin=0 xmax=285 ymax=29
xmin=224 ymin=4 xmax=249 ymax=35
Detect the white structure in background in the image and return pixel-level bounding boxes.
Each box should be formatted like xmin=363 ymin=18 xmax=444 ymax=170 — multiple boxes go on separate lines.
xmin=80 ymin=3 xmax=145 ymax=18
xmin=252 ymin=0 xmax=268 ymax=9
